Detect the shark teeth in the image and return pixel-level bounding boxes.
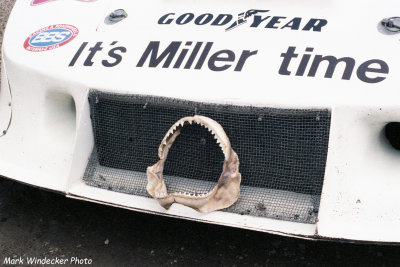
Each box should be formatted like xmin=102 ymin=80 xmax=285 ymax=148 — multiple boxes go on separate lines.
xmin=147 ymin=115 xmax=241 ymax=213
xmin=164 ymin=117 xmax=227 ymax=155
xmin=173 ymin=191 xmax=209 ymax=198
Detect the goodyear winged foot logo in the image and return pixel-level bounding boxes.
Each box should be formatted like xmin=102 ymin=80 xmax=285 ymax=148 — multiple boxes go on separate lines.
xmin=158 ymin=9 xmax=328 ymax=32
xmin=225 ymin=9 xmax=269 ymax=31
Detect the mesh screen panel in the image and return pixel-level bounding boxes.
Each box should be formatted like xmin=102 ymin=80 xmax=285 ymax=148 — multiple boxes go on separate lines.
xmin=84 ymin=90 xmax=331 ymax=223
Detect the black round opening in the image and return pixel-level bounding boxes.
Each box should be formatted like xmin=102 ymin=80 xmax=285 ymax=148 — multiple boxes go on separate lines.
xmin=384 ymin=122 xmax=400 ymax=150
xmin=164 ymin=123 xmax=225 ymax=182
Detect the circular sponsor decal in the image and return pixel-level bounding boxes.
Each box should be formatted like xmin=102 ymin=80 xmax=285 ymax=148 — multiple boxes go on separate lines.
xmin=31 ymin=0 xmax=97 ymax=5
xmin=23 ymin=24 xmax=79 ymax=52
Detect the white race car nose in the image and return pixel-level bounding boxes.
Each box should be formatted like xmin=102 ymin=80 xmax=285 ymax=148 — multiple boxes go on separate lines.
xmin=2 ymin=0 xmax=400 ymax=244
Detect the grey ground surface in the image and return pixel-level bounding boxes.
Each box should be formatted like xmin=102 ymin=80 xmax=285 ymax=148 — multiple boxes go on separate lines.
xmin=1 ymin=1 xmax=400 ymax=266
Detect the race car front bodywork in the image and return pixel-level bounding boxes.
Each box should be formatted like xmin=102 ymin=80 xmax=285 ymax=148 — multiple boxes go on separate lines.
xmin=1 ymin=0 xmax=400 ymax=243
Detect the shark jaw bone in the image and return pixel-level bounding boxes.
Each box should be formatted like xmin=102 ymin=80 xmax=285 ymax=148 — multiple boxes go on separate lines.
xmin=146 ymin=115 xmax=242 ymax=212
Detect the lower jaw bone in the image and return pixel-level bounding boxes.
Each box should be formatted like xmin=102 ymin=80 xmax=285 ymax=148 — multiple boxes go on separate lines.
xmin=146 ymin=115 xmax=242 ymax=212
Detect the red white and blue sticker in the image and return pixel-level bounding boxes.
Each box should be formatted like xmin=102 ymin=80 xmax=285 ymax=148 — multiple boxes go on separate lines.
xmin=31 ymin=0 xmax=97 ymax=5
xmin=24 ymin=24 xmax=79 ymax=52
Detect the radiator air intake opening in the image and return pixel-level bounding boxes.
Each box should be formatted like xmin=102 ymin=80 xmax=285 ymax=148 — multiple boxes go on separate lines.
xmin=84 ymin=90 xmax=331 ymax=224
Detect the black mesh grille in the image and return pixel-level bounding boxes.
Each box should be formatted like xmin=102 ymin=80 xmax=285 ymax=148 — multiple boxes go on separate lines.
xmin=84 ymin=90 xmax=331 ymax=223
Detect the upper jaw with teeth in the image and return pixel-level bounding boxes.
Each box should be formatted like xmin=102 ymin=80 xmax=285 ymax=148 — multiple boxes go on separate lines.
xmin=147 ymin=115 xmax=241 ymax=212
xmin=161 ymin=116 xmax=230 ymax=158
